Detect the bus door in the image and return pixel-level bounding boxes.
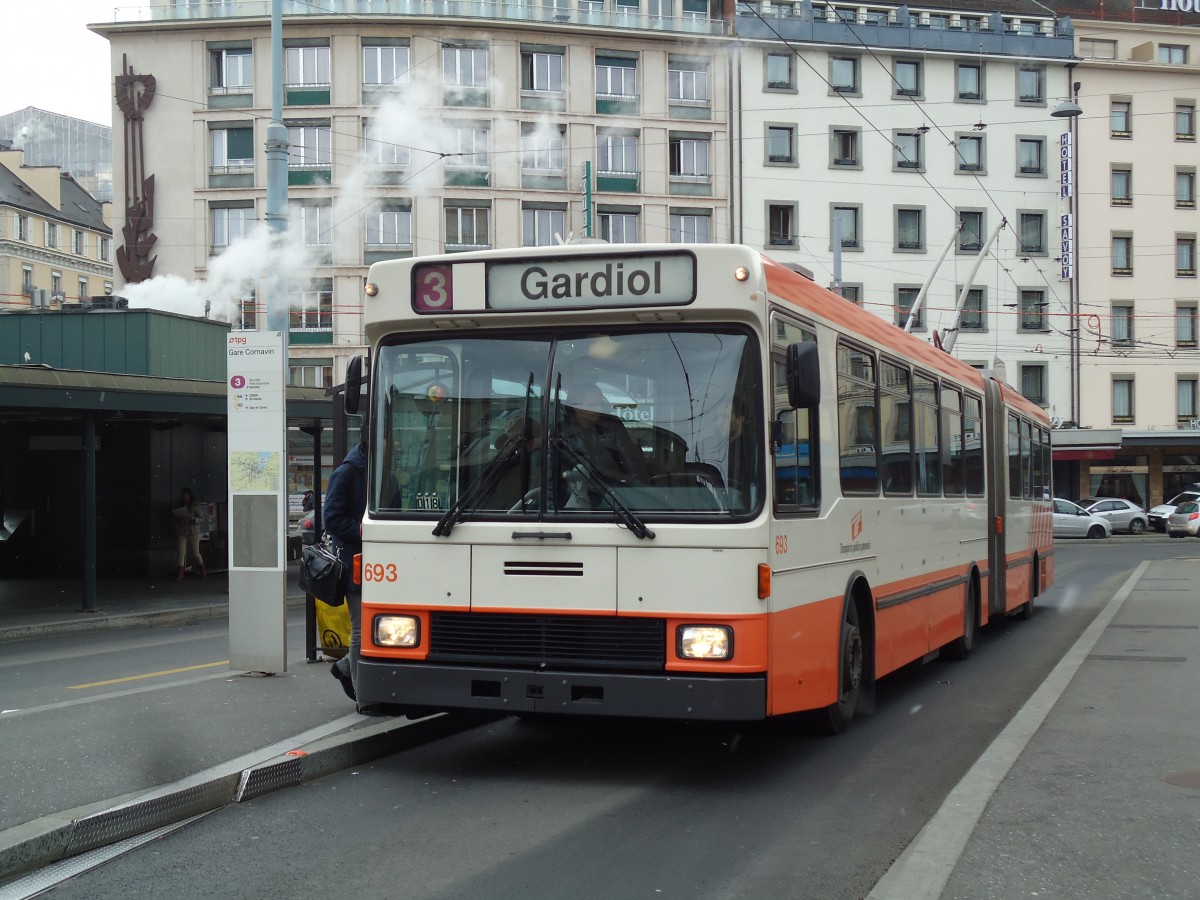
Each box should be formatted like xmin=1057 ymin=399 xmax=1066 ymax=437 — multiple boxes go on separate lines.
xmin=982 ymin=378 xmax=1007 ymax=620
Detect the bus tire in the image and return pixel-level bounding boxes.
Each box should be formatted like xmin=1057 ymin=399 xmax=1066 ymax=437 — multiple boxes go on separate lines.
xmin=819 ymin=600 xmax=864 ymax=735
xmin=942 ymin=578 xmax=979 ymax=661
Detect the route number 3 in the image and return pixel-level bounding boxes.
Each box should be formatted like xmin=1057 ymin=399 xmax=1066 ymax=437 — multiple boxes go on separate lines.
xmin=364 ymin=562 xmax=399 ymax=582
xmin=415 ymin=265 xmax=453 ymax=312
xmin=775 ymin=534 xmax=788 ymax=555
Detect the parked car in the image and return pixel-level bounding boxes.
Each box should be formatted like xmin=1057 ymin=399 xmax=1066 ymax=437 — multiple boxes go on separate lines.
xmin=1081 ymin=497 xmax=1148 ymax=534
xmin=1167 ymin=501 xmax=1200 ymax=538
xmin=1052 ymin=498 xmax=1112 ymax=539
xmin=1148 ymin=490 xmax=1200 ymax=533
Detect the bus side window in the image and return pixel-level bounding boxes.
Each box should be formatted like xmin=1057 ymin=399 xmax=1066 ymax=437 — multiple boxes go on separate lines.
xmin=771 ymin=317 xmax=819 ymax=512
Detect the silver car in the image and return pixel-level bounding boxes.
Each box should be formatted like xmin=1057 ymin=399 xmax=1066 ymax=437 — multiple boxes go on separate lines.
xmin=1052 ymin=499 xmax=1112 ymax=539
xmin=1081 ymin=497 xmax=1148 ymax=535
xmin=1167 ymin=501 xmax=1200 ymax=538
xmin=1148 ymin=490 xmax=1200 ymax=533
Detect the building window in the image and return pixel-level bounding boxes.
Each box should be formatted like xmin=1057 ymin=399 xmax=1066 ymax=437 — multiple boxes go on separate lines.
xmin=1019 ymin=289 xmax=1047 ymax=331
xmin=21 ymin=266 xmax=32 ymax=294
xmin=1111 ymin=167 xmax=1132 ymax=205
xmin=839 ymin=284 xmax=862 ymax=305
xmin=956 ymin=62 xmax=982 ymax=100
xmin=596 ymin=55 xmax=637 ymax=99
xmin=765 ymin=51 xmax=794 ymax=90
xmin=668 ymin=58 xmax=710 ymax=106
xmin=669 ymin=135 xmax=711 ymax=179
xmin=44 ymin=222 xmax=60 ymax=249
xmin=211 ymin=47 xmax=252 ymax=92
xmin=958 ymin=209 xmax=984 ymax=253
xmin=291 ymin=201 xmax=331 ymax=247
xmin=287 ymin=125 xmax=331 ymax=169
xmin=1178 ymin=303 xmax=1198 ymax=348
xmin=1016 ymin=66 xmax=1044 ymax=104
xmin=1179 ymin=379 xmax=1199 ymax=424
xmin=1018 ymin=212 xmax=1046 ymax=254
xmin=444 ymin=123 xmax=490 ymax=181
xmin=1111 ymin=303 xmax=1134 ymax=345
xmin=766 ymin=125 xmax=796 ymax=164
xmin=1111 ymin=100 xmax=1132 ymax=137
xmin=1112 ymin=234 xmax=1133 ymax=275
xmin=365 ymin=206 xmax=412 ymax=249
xmin=1080 ymin=38 xmax=1117 ymax=59
xmin=894 ymin=131 xmax=923 ymax=170
xmin=832 ymin=205 xmax=861 ymax=250
xmin=956 ymin=134 xmax=984 ymax=173
xmin=98 ymin=237 xmax=110 ymax=261
xmin=51 ymin=272 xmax=62 ymax=297
xmin=521 ymin=49 xmax=564 ymax=94
xmin=1178 ymin=237 xmax=1197 ymax=276
xmin=1017 ymin=137 xmax=1045 ymax=175
xmin=15 ymin=214 xmax=30 ymax=242
xmin=78 ymin=277 xmax=89 ymax=299
xmin=670 ymin=211 xmax=711 ymax=243
xmin=1177 ymin=104 xmax=1196 ymax=141
xmin=894 ymin=59 xmax=922 ymax=97
xmin=289 ymin=364 xmax=334 ymax=388
xmin=289 ymin=282 xmax=332 ymax=331
xmin=285 ymin=45 xmax=330 ymax=88
xmin=363 ymin=43 xmax=410 ymax=88
xmin=522 ymin=207 xmax=566 ymax=247
xmin=445 ymin=205 xmax=490 ymax=251
xmin=598 ymin=210 xmax=639 ymax=243
xmin=1177 ymin=169 xmax=1196 ymax=208
xmin=212 ymin=204 xmax=254 ymax=250
xmin=896 ymin=286 xmax=923 ymax=329
xmin=235 ymin=296 xmax=257 ymax=331
xmin=1020 ymin=364 xmax=1047 ymax=405
xmin=767 ymin=203 xmax=796 ymax=248
xmin=1112 ymin=378 xmax=1134 ymax=424
xmin=830 ymin=56 xmax=860 ymax=94
xmin=597 ymin=131 xmax=638 ymax=175
xmin=73 ymin=230 xmax=88 ymax=256
xmin=364 ymin=119 xmax=411 ymax=169
xmin=211 ymin=126 xmax=254 ymax=172
xmin=444 ymin=45 xmax=488 ymax=90
xmin=1159 ymin=44 xmax=1188 ymax=64
xmin=521 ymin=123 xmax=565 ymax=171
xmin=895 ymin=207 xmax=924 ymax=251
xmin=960 ymin=287 xmax=986 ymax=331
xmin=831 ymin=128 xmax=860 ymax=167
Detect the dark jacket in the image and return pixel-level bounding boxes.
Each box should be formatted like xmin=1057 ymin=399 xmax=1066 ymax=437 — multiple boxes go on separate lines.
xmin=324 ymin=443 xmax=366 ymax=578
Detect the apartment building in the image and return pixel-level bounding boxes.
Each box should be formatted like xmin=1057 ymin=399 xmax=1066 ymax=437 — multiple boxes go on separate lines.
xmin=94 ymin=0 xmax=733 ymax=389
xmin=1050 ymin=2 xmax=1200 ymax=505
xmin=0 ymin=150 xmax=114 ymax=316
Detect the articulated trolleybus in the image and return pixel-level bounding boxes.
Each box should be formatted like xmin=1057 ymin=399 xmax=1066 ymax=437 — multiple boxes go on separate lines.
xmin=349 ymin=242 xmax=1052 ymax=732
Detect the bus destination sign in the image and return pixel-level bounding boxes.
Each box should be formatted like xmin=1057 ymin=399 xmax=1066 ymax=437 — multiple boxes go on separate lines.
xmin=486 ymin=252 xmax=696 ymax=311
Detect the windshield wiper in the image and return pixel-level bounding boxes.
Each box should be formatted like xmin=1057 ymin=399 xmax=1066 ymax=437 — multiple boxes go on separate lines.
xmin=433 ymin=374 xmax=535 ymax=537
xmin=551 ymin=435 xmax=655 ymax=540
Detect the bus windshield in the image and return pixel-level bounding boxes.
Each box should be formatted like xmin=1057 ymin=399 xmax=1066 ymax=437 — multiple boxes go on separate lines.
xmin=371 ymin=327 xmax=762 ymax=524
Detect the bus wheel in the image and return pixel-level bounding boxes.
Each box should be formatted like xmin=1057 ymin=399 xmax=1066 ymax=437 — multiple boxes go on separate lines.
xmin=820 ymin=601 xmax=863 ymax=735
xmin=942 ymin=581 xmax=978 ymax=661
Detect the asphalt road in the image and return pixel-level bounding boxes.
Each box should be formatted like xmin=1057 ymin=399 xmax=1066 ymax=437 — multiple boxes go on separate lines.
xmin=10 ymin=537 xmax=1182 ymax=900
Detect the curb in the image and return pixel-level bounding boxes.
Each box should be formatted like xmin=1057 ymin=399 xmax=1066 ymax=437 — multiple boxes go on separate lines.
xmin=0 ymin=711 xmax=490 ymax=887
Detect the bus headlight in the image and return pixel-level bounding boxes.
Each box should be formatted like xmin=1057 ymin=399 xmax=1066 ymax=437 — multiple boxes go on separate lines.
xmin=374 ymin=615 xmax=420 ymax=648
xmin=677 ymin=625 xmax=733 ymax=660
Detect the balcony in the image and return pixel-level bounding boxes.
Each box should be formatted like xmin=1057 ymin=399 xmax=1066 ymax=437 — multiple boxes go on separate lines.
xmin=107 ymin=0 xmax=729 ymax=36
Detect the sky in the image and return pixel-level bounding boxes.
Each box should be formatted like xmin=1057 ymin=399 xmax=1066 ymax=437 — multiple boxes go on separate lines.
xmin=1 ymin=0 xmax=118 ymax=126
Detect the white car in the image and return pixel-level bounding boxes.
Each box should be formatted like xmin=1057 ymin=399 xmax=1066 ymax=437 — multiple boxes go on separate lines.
xmin=1167 ymin=501 xmax=1200 ymax=538
xmin=1148 ymin=489 xmax=1200 ymax=533
xmin=1052 ymin=499 xmax=1112 ymax=539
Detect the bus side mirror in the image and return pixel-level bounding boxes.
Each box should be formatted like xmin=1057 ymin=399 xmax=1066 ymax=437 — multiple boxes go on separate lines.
xmin=786 ymin=342 xmax=820 ymax=409
xmin=344 ymin=355 xmax=363 ymax=415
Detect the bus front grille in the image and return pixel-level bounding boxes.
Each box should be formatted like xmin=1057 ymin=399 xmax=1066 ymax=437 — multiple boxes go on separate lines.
xmin=428 ymin=612 xmax=666 ymax=671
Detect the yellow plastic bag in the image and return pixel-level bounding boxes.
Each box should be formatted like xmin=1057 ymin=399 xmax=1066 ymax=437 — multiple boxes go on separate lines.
xmin=316 ymin=597 xmax=350 ymax=659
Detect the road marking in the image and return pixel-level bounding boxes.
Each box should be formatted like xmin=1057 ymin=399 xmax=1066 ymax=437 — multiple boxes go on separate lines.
xmin=867 ymin=560 xmax=1150 ymax=900
xmin=68 ymin=660 xmax=230 ymax=689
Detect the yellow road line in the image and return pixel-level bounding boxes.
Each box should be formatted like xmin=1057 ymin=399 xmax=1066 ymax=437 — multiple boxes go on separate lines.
xmin=69 ymin=660 xmax=230 ymax=689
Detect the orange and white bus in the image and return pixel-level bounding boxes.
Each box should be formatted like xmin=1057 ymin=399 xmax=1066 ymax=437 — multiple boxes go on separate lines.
xmin=348 ymin=242 xmax=1052 ymax=731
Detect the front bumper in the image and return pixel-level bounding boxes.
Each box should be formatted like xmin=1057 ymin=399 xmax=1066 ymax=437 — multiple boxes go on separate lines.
xmin=357 ymin=659 xmax=767 ymax=721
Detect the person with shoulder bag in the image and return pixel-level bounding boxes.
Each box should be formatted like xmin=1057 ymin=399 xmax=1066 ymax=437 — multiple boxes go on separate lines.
xmin=323 ymin=435 xmax=367 ymax=707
